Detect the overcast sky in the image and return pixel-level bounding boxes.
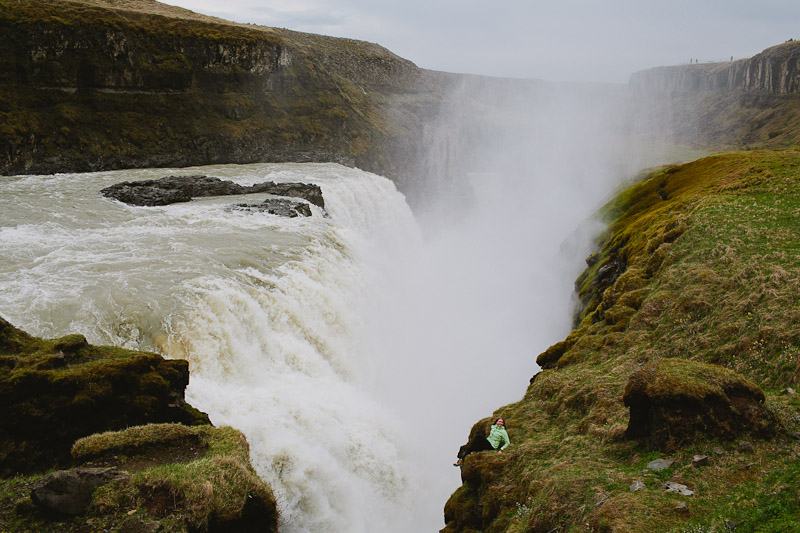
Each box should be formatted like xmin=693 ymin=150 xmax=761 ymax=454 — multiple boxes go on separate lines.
xmin=164 ymin=0 xmax=799 ymax=83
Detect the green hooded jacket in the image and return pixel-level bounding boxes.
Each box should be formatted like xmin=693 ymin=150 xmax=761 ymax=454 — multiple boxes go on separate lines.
xmin=486 ymin=423 xmax=510 ymax=450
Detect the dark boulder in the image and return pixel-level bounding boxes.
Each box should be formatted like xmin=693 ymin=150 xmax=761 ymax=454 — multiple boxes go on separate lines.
xmin=31 ymin=467 xmax=129 ymax=515
xmin=261 ymin=182 xmax=325 ymax=210
xmin=623 ymin=358 xmax=777 ymax=451
xmin=233 ymin=198 xmax=314 ymax=217
xmin=100 ymin=175 xmax=325 ymax=210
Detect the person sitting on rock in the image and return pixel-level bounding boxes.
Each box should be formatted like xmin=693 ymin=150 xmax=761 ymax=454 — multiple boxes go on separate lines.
xmin=453 ymin=417 xmax=510 ymax=466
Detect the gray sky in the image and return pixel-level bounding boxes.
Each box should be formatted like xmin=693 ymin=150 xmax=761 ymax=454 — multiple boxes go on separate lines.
xmin=164 ymin=0 xmax=799 ymax=83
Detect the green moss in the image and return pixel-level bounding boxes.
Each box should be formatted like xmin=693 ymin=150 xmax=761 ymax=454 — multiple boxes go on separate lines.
xmin=1 ymin=424 xmax=278 ymax=532
xmin=447 ymin=148 xmax=800 ymax=532
xmin=0 ymin=317 xmax=209 ymax=475
xmin=630 ymin=358 xmax=764 ymax=403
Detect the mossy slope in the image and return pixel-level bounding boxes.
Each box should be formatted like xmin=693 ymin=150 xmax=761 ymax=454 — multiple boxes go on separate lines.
xmin=444 ymin=148 xmax=800 ymax=532
xmin=0 ymin=316 xmax=209 ymax=476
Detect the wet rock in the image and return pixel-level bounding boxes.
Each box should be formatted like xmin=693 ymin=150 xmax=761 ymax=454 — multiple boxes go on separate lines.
xmin=101 ymin=175 xmax=325 ymax=210
xmin=585 ymin=252 xmax=601 ymax=266
xmin=623 ymin=358 xmax=776 ymax=451
xmin=31 ymin=467 xmax=130 ymax=515
xmin=233 ymin=198 xmax=313 ymax=217
xmin=692 ymin=454 xmax=709 ymax=467
xmin=263 ymin=182 xmax=325 ymax=210
xmin=596 ymin=254 xmax=626 ymax=286
xmin=664 ymin=481 xmax=694 ymax=496
xmin=630 ymin=480 xmax=646 ymax=492
xmin=647 ymin=458 xmax=675 ymax=472
xmin=208 ymin=491 xmax=278 ymax=532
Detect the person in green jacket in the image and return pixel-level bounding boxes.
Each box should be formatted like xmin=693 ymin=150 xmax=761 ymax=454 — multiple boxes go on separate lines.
xmin=454 ymin=417 xmax=510 ymax=466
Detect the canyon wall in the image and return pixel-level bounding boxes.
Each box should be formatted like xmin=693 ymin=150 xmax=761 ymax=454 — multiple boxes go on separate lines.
xmin=629 ymin=41 xmax=800 ymax=94
xmin=0 ymin=0 xmax=464 ymax=197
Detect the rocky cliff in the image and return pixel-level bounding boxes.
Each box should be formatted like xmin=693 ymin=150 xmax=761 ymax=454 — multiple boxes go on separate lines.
xmin=629 ymin=41 xmax=800 ymax=94
xmin=0 ymin=0 xmax=460 ymax=195
xmin=625 ymin=41 xmax=800 ymax=152
xmin=0 ymin=316 xmax=278 ymax=531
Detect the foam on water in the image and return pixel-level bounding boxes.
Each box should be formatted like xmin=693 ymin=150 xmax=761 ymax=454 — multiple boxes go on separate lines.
xmin=0 ymin=163 xmax=430 ymax=531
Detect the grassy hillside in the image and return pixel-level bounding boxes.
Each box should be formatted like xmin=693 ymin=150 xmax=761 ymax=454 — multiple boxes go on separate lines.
xmin=444 ymin=148 xmax=800 ymax=532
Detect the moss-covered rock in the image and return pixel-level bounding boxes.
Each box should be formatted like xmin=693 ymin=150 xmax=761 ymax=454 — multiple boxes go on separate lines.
xmin=623 ymin=358 xmax=777 ymax=451
xmin=0 ymin=316 xmax=210 ymax=476
xmin=3 ymin=423 xmax=278 ymax=532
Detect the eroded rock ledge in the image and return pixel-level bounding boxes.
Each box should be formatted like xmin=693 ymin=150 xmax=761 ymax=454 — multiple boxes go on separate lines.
xmin=100 ymin=174 xmax=325 ymax=215
xmin=0 ymin=316 xmax=210 ymax=476
xmin=623 ymin=358 xmax=777 ymax=451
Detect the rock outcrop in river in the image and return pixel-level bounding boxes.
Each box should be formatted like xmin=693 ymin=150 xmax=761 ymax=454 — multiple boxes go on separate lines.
xmin=100 ymin=174 xmax=325 ymax=212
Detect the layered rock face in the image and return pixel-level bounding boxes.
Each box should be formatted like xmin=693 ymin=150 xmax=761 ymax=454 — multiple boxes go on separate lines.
xmin=629 ymin=41 xmax=800 ymax=94
xmin=0 ymin=0 xmax=446 ymax=193
xmin=625 ymin=41 xmax=800 ymax=152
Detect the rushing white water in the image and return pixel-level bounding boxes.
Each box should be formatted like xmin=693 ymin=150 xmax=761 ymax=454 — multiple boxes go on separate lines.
xmin=0 ymin=163 xmax=432 ymax=531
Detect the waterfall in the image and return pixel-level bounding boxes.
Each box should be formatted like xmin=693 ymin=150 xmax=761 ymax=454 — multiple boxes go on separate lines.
xmin=0 ymin=163 xmax=433 ymax=531
xmin=0 ymin=81 xmax=668 ymax=531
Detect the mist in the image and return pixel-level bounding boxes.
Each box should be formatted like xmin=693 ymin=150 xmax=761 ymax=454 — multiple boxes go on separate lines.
xmin=360 ymin=77 xmax=672 ymax=528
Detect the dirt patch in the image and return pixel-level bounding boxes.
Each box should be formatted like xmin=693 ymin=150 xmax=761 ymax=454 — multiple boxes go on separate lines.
xmin=138 ymin=479 xmax=185 ymax=518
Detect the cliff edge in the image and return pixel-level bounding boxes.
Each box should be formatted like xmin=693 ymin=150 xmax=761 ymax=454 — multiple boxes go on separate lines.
xmin=626 ymin=41 xmax=800 ymax=152
xmin=0 ymin=316 xmax=278 ymax=532
xmin=629 ymin=40 xmax=800 ymax=94
xmin=444 ymin=149 xmax=800 ymax=532
xmin=0 ymin=0 xmax=455 ymax=193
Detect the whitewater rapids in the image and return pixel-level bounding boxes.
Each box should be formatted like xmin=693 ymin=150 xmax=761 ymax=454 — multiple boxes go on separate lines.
xmin=1 ymin=154 xmax=608 ymax=530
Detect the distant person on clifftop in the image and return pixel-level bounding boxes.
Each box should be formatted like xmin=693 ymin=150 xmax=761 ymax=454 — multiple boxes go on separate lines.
xmin=453 ymin=417 xmax=510 ymax=466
